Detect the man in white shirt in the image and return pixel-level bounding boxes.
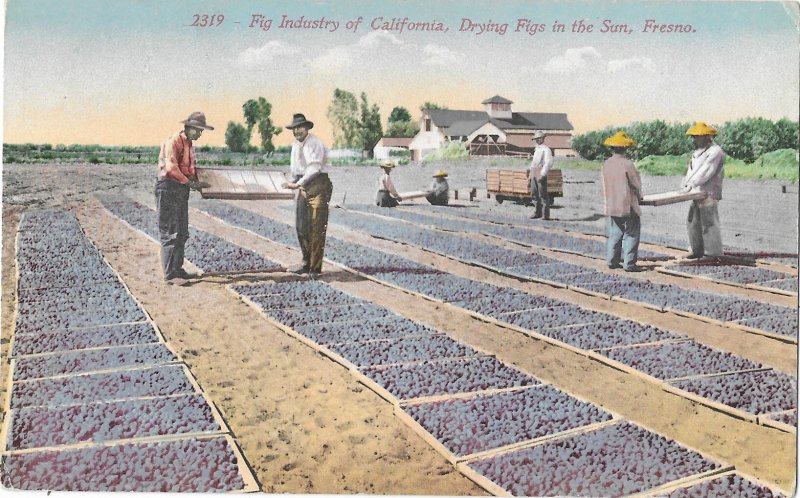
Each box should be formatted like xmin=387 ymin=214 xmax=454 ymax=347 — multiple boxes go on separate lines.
xmin=281 ymin=113 xmax=333 ymax=275
xmin=376 ymin=163 xmax=403 ymax=207
xmin=528 ymin=131 xmax=553 ymax=219
xmin=680 ymin=122 xmax=725 ymax=259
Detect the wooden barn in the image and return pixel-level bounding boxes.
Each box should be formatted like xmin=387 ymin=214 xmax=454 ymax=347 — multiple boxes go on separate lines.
xmin=408 ymin=95 xmax=575 ymax=160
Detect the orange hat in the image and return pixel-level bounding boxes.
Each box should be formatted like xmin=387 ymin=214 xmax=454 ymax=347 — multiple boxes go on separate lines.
xmin=603 ymin=131 xmax=636 ymax=148
xmin=686 ymin=122 xmax=717 ymax=136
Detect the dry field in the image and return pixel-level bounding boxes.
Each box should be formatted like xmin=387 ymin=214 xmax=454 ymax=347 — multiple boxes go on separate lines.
xmin=1 ymin=161 xmax=797 ymax=495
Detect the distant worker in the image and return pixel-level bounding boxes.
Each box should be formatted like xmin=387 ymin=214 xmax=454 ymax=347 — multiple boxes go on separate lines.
xmin=680 ymin=122 xmax=725 ymax=260
xmin=601 ymin=131 xmax=645 ymax=272
xmin=281 ymin=113 xmax=333 ymax=276
xmin=426 ymin=170 xmax=450 ymax=205
xmin=528 ymin=130 xmax=553 ymax=219
xmin=156 ymin=111 xmax=214 ymax=286
xmin=376 ymin=163 xmax=403 ymax=207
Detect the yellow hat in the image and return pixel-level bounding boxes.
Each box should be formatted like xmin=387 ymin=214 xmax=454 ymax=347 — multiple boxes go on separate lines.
xmin=686 ymin=122 xmax=717 ymax=136
xmin=380 ymin=162 xmax=396 ymax=169
xmin=433 ymin=170 xmax=448 ymax=178
xmin=603 ymin=131 xmax=636 ymax=148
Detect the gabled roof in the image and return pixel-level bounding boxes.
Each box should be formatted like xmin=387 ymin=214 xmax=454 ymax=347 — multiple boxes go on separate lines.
xmin=425 ymin=108 xmax=574 ymax=135
xmin=442 ymin=119 xmax=490 ymax=137
xmin=379 ymin=137 xmax=413 ymax=147
xmin=425 ymin=109 xmax=487 ymax=128
xmin=481 ymin=95 xmax=513 ymax=105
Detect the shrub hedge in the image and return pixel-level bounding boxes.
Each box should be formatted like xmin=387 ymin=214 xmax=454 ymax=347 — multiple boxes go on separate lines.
xmin=572 ymin=118 xmax=798 ymax=162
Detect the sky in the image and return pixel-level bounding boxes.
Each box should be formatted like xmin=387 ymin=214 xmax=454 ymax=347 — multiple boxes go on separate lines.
xmin=2 ymin=0 xmax=799 ymax=147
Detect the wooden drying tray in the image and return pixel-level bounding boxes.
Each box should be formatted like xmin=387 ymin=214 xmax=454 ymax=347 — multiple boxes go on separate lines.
xmin=196 ymin=167 xmax=294 ymax=200
xmin=640 ymin=190 xmax=707 ymax=206
xmin=398 ymin=190 xmax=433 ymax=200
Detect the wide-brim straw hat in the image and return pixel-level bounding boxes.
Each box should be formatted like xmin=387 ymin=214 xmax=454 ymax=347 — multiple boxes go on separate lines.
xmin=432 ymin=170 xmax=448 ymax=178
xmin=532 ymin=131 xmax=546 ymax=140
xmin=686 ymin=121 xmax=717 ymax=136
xmin=286 ymin=113 xmax=314 ymax=130
xmin=603 ymin=131 xmax=636 ymax=147
xmin=181 ymin=111 xmax=214 ymax=130
xmin=380 ymin=162 xmax=396 ymax=169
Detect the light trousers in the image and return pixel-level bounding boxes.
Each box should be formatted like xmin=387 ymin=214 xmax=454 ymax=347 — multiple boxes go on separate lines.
xmin=687 ymin=201 xmax=722 ymax=257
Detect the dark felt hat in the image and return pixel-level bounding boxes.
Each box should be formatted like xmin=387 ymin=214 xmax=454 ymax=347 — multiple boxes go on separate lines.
xmin=286 ymin=113 xmax=314 ymax=130
xmin=181 ymin=111 xmax=214 ymax=130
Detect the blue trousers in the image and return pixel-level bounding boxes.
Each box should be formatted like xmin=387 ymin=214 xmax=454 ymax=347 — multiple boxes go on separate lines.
xmin=155 ymin=179 xmax=190 ymax=279
xmin=606 ymin=213 xmax=640 ymax=269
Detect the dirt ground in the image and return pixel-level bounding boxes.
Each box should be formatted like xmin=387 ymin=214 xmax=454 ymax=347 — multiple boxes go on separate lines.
xmin=1 ymin=161 xmax=797 ymax=495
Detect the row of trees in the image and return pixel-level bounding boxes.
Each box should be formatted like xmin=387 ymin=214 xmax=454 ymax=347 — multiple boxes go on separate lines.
xmin=325 ymin=92 xmax=449 ymax=150
xmin=225 ymin=97 xmax=282 ymax=153
xmin=572 ymin=118 xmax=799 ymax=162
xmin=224 ymin=93 xmax=445 ymax=153
xmin=326 ymin=89 xmax=384 ymax=151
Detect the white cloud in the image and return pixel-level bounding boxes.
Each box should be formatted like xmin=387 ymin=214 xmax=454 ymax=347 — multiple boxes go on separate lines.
xmin=421 ymin=44 xmax=464 ymax=66
xmin=356 ymin=30 xmax=403 ymax=49
xmin=308 ymin=46 xmax=356 ymax=73
xmin=237 ymin=41 xmax=300 ymax=67
xmin=541 ymin=47 xmax=601 ymax=75
xmin=607 ymin=57 xmax=656 ymax=74
xmin=307 ymin=31 xmax=403 ymax=74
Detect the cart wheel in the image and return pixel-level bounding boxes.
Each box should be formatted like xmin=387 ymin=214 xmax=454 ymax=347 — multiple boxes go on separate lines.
xmin=496 ymin=195 xmax=504 ymax=204
xmin=547 ymin=197 xmax=555 ymax=207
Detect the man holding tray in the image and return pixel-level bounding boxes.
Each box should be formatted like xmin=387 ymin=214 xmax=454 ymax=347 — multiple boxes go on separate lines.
xmin=680 ymin=122 xmax=726 ymax=259
xmin=281 ymin=113 xmax=334 ymax=276
xmin=156 ymin=111 xmax=214 ymax=286
xmin=601 ymin=131 xmax=644 ymax=272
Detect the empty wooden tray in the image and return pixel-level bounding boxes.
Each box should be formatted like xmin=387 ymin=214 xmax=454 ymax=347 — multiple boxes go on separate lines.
xmin=196 ymin=168 xmax=294 ymax=200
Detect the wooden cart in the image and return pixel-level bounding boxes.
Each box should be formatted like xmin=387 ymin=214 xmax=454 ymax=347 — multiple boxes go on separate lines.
xmin=486 ymin=168 xmax=563 ymax=205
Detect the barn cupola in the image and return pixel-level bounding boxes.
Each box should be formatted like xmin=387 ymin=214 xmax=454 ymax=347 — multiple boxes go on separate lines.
xmin=482 ymin=95 xmax=513 ymax=119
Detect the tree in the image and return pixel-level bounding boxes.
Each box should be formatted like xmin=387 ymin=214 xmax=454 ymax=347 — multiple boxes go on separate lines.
xmin=225 ymin=122 xmax=250 ymax=153
xmin=359 ymin=92 xmax=383 ymax=153
xmin=420 ymin=102 xmax=447 ymax=111
xmin=386 ymin=106 xmax=419 ymax=138
xmin=257 ymin=117 xmax=282 ymax=155
xmin=387 ymin=120 xmax=419 ymax=138
xmin=242 ymin=97 xmax=282 ymax=154
xmin=388 ymin=106 xmax=412 ymax=123
xmin=326 ymin=88 xmax=360 ymax=148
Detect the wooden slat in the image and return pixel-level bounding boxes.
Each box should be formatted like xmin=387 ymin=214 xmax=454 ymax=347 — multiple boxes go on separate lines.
xmin=398 ymin=190 xmax=432 ymax=200
xmin=641 ymin=190 xmax=708 ymax=206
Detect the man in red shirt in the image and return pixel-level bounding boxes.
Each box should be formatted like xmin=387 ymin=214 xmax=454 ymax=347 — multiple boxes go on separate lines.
xmin=155 ymin=111 xmax=214 ymax=285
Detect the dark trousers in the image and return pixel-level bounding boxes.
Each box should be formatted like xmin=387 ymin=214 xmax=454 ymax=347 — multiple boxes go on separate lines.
xmin=295 ymin=174 xmax=333 ymax=273
xmin=425 ymin=192 xmax=449 ymax=206
xmin=155 ymin=179 xmax=190 ymax=279
xmin=531 ymin=176 xmax=550 ymax=218
xmin=376 ymin=190 xmax=399 ymax=207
